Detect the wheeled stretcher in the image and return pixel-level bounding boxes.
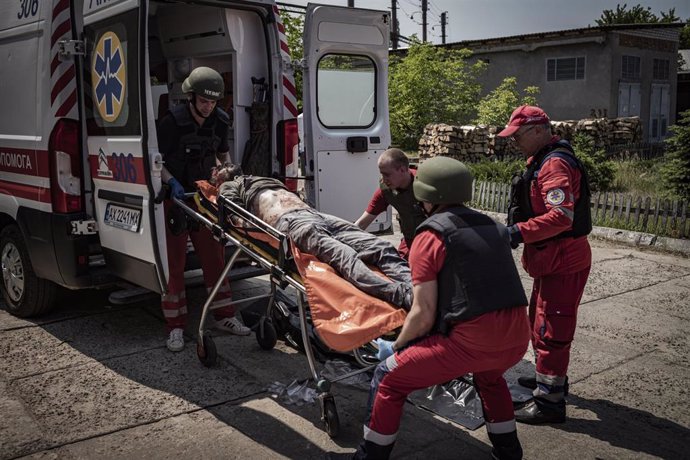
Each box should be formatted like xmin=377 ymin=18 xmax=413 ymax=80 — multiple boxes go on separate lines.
xmin=171 ymin=182 xmax=406 ymax=437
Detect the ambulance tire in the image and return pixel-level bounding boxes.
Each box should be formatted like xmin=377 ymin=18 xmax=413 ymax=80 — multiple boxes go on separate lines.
xmin=0 ymin=225 xmax=56 ymax=318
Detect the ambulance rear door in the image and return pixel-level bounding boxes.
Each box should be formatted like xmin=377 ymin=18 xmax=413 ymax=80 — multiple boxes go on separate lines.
xmin=81 ymin=0 xmax=166 ymax=293
xmin=302 ymin=4 xmax=392 ymax=228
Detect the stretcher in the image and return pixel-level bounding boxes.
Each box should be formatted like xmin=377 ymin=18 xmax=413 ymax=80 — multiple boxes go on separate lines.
xmin=171 ymin=181 xmax=407 ymax=437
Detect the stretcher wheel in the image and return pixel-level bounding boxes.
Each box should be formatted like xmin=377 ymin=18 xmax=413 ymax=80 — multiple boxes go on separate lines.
xmin=197 ymin=332 xmax=217 ymax=367
xmin=321 ymin=396 xmax=340 ymax=438
xmin=256 ymin=316 xmax=277 ymax=350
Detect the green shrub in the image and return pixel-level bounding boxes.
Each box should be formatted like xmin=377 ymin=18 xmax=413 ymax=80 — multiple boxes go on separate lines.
xmin=468 ymin=158 xmax=524 ymax=183
xmin=571 ymin=133 xmax=615 ymax=191
xmin=611 ymin=159 xmax=666 ymax=195
xmin=660 ymin=109 xmax=690 ymax=200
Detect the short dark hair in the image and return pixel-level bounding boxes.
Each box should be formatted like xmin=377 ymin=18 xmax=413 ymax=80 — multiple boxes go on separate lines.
xmin=380 ymin=148 xmax=409 ymax=169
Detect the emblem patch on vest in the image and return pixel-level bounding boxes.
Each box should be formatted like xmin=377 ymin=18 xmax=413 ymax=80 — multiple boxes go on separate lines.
xmin=546 ymin=188 xmax=565 ymax=206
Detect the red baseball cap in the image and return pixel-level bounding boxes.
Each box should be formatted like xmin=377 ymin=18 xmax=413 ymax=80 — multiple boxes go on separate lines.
xmin=497 ymin=105 xmax=550 ymax=137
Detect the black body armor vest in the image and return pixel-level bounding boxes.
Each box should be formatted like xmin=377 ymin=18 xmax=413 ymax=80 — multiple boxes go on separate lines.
xmin=165 ymin=104 xmax=230 ymax=191
xmin=418 ymin=206 xmax=528 ymax=335
xmin=507 ymin=142 xmax=592 ymax=239
xmin=381 ymin=179 xmax=427 ymax=246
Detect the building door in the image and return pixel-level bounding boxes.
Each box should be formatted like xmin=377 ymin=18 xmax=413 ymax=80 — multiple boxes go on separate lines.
xmin=618 ymin=82 xmax=641 ymax=117
xmin=649 ymin=83 xmax=670 ymax=142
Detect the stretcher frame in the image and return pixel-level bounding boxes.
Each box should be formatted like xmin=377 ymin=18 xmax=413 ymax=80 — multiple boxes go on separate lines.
xmin=172 ymin=193 xmax=377 ymax=437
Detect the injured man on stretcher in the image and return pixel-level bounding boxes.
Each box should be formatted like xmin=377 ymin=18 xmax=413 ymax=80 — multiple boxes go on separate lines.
xmin=212 ymin=164 xmax=413 ymax=311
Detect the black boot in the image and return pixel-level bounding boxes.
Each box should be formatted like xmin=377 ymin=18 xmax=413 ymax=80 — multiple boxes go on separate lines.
xmin=488 ymin=431 xmax=523 ymax=460
xmin=517 ymin=376 xmax=569 ymax=396
xmin=352 ymin=440 xmax=395 ymax=460
xmin=515 ymin=397 xmax=566 ymax=425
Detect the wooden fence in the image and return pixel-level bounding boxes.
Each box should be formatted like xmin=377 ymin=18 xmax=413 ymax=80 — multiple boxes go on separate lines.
xmin=471 ymin=181 xmax=689 ymax=239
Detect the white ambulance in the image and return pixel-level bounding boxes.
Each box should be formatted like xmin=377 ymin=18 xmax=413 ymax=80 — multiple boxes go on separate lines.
xmin=0 ymin=0 xmax=392 ymax=317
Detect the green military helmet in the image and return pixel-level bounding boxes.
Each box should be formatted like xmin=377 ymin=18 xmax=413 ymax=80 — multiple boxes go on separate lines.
xmin=413 ymin=156 xmax=473 ymax=205
xmin=181 ymin=67 xmax=224 ymax=100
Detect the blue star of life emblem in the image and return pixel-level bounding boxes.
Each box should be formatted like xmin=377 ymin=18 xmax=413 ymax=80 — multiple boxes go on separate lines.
xmin=92 ymin=31 xmax=126 ymax=122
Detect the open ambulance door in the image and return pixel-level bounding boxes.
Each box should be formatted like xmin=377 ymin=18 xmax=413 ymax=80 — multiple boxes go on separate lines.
xmin=302 ymin=5 xmax=393 ymax=228
xmin=81 ymin=0 xmax=167 ymax=293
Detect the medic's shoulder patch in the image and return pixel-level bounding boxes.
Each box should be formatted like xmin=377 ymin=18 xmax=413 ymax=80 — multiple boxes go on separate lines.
xmin=546 ymin=188 xmax=565 ymax=205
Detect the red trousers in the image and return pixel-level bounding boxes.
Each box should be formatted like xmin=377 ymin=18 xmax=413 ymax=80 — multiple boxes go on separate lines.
xmin=529 ymin=267 xmax=590 ymax=384
xmin=365 ymin=328 xmax=527 ymax=445
xmin=161 ymin=200 xmax=234 ymax=331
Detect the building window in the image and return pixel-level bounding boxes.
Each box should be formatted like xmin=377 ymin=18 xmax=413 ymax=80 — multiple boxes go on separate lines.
xmin=622 ymin=55 xmax=641 ymax=79
xmin=653 ymin=58 xmax=669 ymax=80
xmin=546 ymin=57 xmax=585 ymax=81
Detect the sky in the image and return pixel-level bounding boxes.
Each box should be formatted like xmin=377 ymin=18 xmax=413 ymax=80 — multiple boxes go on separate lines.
xmin=283 ymin=0 xmax=690 ymax=44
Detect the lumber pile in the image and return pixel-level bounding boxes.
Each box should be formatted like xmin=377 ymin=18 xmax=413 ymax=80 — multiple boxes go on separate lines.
xmin=418 ymin=117 xmax=643 ymax=161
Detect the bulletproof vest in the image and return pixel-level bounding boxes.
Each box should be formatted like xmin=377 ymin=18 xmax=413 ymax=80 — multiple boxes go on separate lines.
xmin=165 ymin=104 xmax=230 ymax=191
xmin=381 ymin=178 xmax=427 ymax=246
xmin=418 ymin=206 xmax=528 ymax=335
xmin=507 ymin=142 xmax=592 ymax=239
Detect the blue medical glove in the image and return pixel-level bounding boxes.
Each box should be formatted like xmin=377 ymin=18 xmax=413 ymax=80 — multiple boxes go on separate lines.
xmin=168 ymin=177 xmax=185 ymax=200
xmin=375 ymin=338 xmax=395 ymax=361
xmin=508 ymin=224 xmax=523 ymax=249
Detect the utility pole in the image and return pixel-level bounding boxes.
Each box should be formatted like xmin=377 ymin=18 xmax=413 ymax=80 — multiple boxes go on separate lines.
xmin=348 ymin=0 xmax=354 ymax=6
xmin=391 ymin=0 xmax=399 ymax=49
xmin=441 ymin=11 xmax=447 ymax=44
xmin=421 ymin=0 xmax=428 ymax=42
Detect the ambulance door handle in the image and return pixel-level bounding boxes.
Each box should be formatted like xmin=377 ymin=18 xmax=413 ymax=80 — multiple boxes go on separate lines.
xmin=152 ymin=153 xmax=163 ymax=172
xmin=346 ymin=136 xmax=367 ymax=153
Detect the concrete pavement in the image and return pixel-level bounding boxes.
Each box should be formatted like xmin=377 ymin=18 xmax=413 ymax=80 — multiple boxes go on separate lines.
xmin=1 ymin=235 xmax=689 ymax=459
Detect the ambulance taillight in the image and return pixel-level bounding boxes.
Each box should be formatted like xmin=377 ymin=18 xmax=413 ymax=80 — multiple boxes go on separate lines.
xmin=279 ymin=118 xmax=299 ymax=191
xmin=48 ymin=119 xmax=82 ymax=213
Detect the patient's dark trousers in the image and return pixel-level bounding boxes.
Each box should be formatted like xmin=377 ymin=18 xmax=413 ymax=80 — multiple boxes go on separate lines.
xmin=275 ymin=209 xmax=412 ymax=307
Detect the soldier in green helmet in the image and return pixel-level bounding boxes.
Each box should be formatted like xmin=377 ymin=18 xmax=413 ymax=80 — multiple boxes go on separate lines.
xmin=157 ymin=66 xmax=249 ymax=353
xmin=353 ymin=156 xmax=530 ymax=460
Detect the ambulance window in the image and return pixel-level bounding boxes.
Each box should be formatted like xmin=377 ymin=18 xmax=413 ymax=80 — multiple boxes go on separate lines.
xmin=82 ymin=9 xmax=140 ymax=136
xmin=317 ymin=54 xmax=376 ymax=128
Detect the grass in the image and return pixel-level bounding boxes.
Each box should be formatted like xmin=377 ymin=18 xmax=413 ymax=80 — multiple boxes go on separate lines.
xmin=610 ymin=159 xmax=667 ymax=196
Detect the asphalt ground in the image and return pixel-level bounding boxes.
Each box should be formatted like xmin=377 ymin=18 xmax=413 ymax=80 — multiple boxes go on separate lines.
xmin=1 ymin=226 xmax=689 ymax=459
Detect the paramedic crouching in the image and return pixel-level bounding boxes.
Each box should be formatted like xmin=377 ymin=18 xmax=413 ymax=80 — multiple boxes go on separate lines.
xmin=214 ymin=165 xmax=413 ymax=310
xmin=354 ymin=157 xmax=530 ymax=460
xmin=158 ymin=66 xmax=250 ymax=353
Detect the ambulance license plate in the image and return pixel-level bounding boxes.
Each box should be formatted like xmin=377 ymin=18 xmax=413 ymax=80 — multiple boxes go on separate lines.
xmin=104 ymin=203 xmax=141 ymax=233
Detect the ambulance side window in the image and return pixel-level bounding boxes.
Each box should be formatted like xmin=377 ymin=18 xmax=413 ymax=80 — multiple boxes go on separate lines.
xmin=82 ymin=9 xmax=140 ymax=136
xmin=316 ymin=54 xmax=376 ymax=128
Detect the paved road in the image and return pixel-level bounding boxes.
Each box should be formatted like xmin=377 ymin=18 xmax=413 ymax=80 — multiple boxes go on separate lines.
xmin=1 ymin=236 xmax=689 ymax=459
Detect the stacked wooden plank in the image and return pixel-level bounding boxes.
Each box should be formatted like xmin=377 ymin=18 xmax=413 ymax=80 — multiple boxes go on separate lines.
xmin=418 ymin=117 xmax=643 ymax=161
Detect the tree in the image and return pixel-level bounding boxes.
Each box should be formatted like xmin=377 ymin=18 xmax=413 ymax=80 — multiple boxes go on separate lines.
xmin=473 ymin=77 xmax=540 ymax=127
xmin=281 ymin=13 xmax=304 ymax=111
xmin=388 ymin=40 xmax=487 ymax=150
xmin=660 ymin=110 xmax=690 ymax=200
xmin=595 ymin=4 xmax=679 ymax=25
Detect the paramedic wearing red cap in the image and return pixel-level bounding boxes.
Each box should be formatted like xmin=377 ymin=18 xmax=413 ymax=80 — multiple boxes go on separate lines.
xmin=353 ymin=156 xmax=529 ymax=460
xmin=498 ymin=105 xmax=592 ymax=424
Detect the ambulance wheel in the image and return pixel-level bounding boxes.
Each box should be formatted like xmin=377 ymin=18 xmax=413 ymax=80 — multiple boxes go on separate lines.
xmin=0 ymin=225 xmax=56 ymax=318
xmin=322 ymin=397 xmax=340 ymax=438
xmin=197 ymin=332 xmax=217 ymax=367
xmin=256 ymin=316 xmax=277 ymax=350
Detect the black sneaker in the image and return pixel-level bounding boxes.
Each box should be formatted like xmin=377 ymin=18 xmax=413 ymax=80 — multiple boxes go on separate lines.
xmin=515 ymin=399 xmax=566 ymax=425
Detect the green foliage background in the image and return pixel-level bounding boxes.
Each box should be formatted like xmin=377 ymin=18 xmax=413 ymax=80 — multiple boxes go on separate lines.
xmin=660 ymin=110 xmax=690 ymax=200
xmin=473 ymin=77 xmax=540 ymax=127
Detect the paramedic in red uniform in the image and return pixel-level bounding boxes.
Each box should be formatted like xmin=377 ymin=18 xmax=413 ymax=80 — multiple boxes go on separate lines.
xmin=355 ymin=148 xmax=427 ymax=259
xmin=157 ymin=66 xmax=250 ymax=352
xmin=497 ymin=105 xmax=592 ymax=424
xmin=354 ymin=156 xmax=530 ymax=460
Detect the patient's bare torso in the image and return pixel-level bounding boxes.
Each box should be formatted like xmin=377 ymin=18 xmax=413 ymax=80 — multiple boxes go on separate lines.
xmin=251 ymin=188 xmax=309 ymax=226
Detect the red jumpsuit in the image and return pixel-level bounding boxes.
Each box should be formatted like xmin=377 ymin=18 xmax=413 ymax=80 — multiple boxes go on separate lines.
xmin=515 ymin=138 xmax=591 ymax=400
xmin=161 ymin=199 xmax=235 ymax=331
xmin=362 ymin=230 xmax=529 ymax=456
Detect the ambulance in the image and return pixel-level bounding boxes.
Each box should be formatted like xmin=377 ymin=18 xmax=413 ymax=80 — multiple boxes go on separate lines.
xmin=0 ymin=0 xmax=393 ymax=317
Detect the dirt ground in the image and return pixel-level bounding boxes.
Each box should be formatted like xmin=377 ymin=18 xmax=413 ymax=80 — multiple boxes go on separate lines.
xmin=1 ymin=236 xmax=689 ymax=459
